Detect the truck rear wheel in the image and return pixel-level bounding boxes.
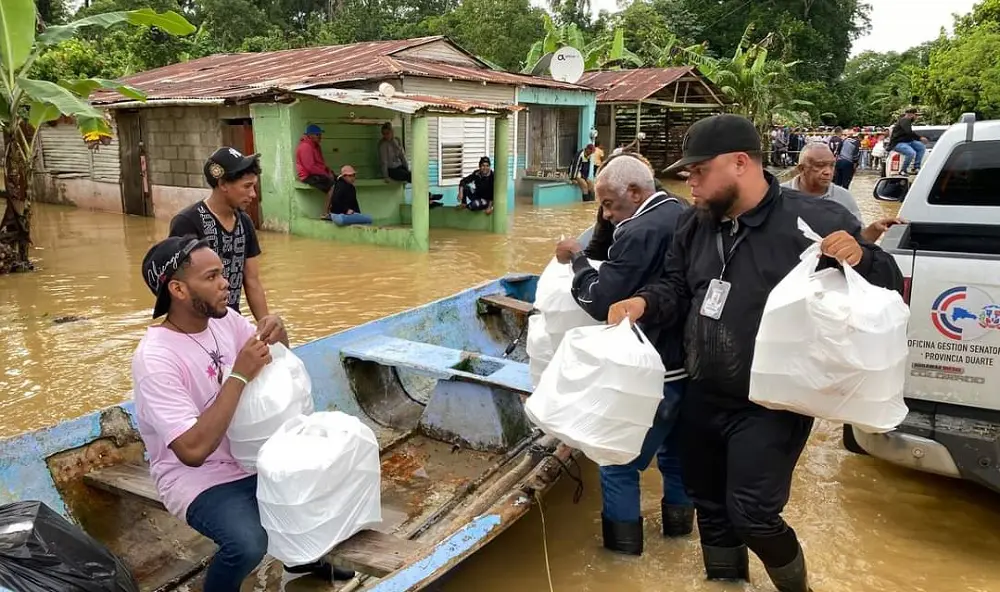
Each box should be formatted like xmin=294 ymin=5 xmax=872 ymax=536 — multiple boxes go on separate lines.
xmin=842 ymin=424 xmax=868 ymax=455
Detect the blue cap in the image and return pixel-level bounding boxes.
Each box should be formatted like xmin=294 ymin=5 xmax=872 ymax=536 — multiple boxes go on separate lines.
xmin=305 ymin=124 xmax=323 ymax=135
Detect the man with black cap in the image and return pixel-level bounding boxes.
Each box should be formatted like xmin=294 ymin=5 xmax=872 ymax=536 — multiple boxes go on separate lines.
xmin=457 ymin=156 xmax=495 ymax=214
xmin=133 ymin=236 xmax=355 ymax=590
xmin=608 ymin=114 xmax=904 ymax=591
xmin=169 ymin=147 xmax=269 ymax=322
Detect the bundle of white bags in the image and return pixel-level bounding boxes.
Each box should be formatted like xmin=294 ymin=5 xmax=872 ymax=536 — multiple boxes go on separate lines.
xmin=527 ymin=257 xmax=603 ymax=387
xmin=227 ymin=343 xmax=315 ymax=472
xmin=257 ymin=412 xmax=383 ymax=566
xmin=525 ymin=320 xmax=666 ymax=466
xmin=749 ymin=219 xmax=910 ymax=434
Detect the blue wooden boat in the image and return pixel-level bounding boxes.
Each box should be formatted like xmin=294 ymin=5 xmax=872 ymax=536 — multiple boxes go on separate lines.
xmin=0 ymin=273 xmax=578 ymax=591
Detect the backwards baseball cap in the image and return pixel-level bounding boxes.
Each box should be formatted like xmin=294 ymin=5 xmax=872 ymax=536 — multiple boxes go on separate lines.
xmin=204 ymin=146 xmax=260 ymax=186
xmin=142 ymin=235 xmax=211 ymax=318
xmin=665 ymin=114 xmax=761 ymax=173
xmin=305 ymin=124 xmax=323 ymax=135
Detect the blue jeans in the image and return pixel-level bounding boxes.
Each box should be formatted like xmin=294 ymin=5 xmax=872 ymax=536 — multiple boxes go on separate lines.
xmin=600 ymin=380 xmax=691 ymax=523
xmin=186 ymin=475 xmax=268 ymax=592
xmin=329 ymin=212 xmax=373 ymax=226
xmin=894 ymin=140 xmax=926 ymax=172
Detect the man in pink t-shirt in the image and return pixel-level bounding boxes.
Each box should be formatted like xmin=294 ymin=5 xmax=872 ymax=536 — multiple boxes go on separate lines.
xmin=132 ymin=236 xmax=354 ymax=591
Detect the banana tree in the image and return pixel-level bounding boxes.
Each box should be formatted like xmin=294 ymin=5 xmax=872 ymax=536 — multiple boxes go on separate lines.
xmin=706 ymin=24 xmax=810 ymax=137
xmin=522 ymin=16 xmax=640 ymax=73
xmin=0 ymin=1 xmax=194 ymax=274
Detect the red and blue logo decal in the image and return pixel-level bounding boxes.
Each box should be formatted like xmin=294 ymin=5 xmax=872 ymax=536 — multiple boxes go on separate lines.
xmin=931 ymin=286 xmax=999 ymax=341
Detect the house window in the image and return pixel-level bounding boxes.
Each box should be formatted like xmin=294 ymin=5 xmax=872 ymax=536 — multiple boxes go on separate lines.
xmin=438 ymin=117 xmax=493 ymax=185
xmin=526 ymin=106 xmax=581 ymax=178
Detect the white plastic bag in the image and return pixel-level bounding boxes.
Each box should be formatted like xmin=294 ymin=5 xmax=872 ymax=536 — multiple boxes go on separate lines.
xmin=525 ymin=319 xmax=666 ymax=465
xmin=526 ymin=314 xmax=564 ymax=388
xmin=534 ymin=257 xmax=603 ymax=334
xmin=227 ymin=343 xmax=315 ymax=472
xmin=257 ymin=412 xmax=382 ymax=566
xmin=749 ymin=219 xmax=910 ymax=433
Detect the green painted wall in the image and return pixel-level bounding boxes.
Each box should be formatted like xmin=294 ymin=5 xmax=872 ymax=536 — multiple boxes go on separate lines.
xmin=251 ymin=98 xmax=411 ymax=238
xmin=400 ymin=204 xmax=494 ymax=232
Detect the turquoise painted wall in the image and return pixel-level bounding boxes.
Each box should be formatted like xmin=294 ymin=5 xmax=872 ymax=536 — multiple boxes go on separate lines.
xmin=517 ymin=87 xmax=597 ymax=155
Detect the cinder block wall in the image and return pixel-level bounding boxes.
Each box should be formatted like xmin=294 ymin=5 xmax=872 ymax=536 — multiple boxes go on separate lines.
xmin=144 ymin=107 xmax=223 ymax=188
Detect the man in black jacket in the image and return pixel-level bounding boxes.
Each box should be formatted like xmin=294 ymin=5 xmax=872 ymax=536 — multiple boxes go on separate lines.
xmin=554 ymin=153 xmax=691 ymax=556
xmin=889 ymin=108 xmax=927 ymax=175
xmin=609 ymin=115 xmax=903 ymax=592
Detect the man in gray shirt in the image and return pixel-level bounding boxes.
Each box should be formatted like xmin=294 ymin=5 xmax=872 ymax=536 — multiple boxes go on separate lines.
xmin=783 ymin=143 xmax=901 ymax=242
xmin=379 ymin=122 xmax=411 ymax=183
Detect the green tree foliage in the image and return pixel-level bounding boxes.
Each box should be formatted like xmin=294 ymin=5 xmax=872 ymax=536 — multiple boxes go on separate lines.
xmin=419 ymin=0 xmax=546 ymax=71
xmin=921 ymin=22 xmax=1000 ymax=120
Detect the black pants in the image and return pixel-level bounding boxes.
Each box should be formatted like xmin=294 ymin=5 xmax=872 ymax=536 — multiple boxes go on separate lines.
xmin=302 ymin=174 xmax=335 ymax=193
xmin=387 ymin=166 xmax=411 ymax=183
xmin=833 ymin=159 xmax=855 ymax=189
xmin=680 ymin=393 xmax=813 ymax=568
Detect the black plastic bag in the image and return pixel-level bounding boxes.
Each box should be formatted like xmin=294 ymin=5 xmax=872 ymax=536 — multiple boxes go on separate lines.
xmin=0 ymin=501 xmax=139 ymax=592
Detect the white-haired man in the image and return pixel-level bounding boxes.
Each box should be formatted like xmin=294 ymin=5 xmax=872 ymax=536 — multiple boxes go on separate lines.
xmin=554 ymin=153 xmax=691 ymax=555
xmin=783 ymin=143 xmax=902 ymax=242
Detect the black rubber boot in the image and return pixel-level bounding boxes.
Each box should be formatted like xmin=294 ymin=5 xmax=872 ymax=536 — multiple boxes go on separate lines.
xmin=765 ymin=547 xmax=811 ymax=592
xmin=601 ymin=515 xmax=643 ymax=556
xmin=583 ymin=191 xmax=596 ymax=202
xmin=702 ymin=544 xmax=750 ymax=581
xmin=661 ymin=502 xmax=695 ymax=537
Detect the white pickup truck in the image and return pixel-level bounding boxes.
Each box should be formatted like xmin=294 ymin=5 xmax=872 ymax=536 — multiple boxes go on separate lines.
xmin=853 ymin=113 xmax=1000 ymax=492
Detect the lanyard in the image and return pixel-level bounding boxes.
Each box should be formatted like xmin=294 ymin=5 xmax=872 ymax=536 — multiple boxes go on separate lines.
xmin=715 ymin=221 xmax=749 ymax=279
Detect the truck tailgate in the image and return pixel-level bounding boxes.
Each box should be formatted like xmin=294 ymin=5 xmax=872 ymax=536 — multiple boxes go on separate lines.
xmin=901 ymin=251 xmax=1000 ymax=410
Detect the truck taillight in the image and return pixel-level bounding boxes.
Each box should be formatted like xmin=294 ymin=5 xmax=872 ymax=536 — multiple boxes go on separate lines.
xmin=903 ymin=277 xmax=912 ymax=304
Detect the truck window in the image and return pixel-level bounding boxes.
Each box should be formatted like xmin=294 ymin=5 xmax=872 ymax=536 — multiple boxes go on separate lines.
xmin=928 ymin=141 xmax=1000 ymax=207
xmin=919 ymin=129 xmax=946 ymax=147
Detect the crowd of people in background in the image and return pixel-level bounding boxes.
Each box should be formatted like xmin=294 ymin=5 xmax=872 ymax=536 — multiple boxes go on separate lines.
xmin=769 ymin=125 xmax=891 ymax=188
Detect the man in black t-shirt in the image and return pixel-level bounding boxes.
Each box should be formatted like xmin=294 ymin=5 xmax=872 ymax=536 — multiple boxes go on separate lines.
xmin=457 ymin=156 xmax=495 ymax=214
xmin=168 ymin=147 xmax=269 ymax=320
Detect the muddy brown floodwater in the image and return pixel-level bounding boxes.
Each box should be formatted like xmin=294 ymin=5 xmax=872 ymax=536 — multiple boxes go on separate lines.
xmin=4 ymin=174 xmax=1000 ymax=592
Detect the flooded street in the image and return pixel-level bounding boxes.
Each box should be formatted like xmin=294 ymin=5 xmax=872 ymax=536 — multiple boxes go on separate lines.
xmin=5 ymin=174 xmax=1000 ymax=591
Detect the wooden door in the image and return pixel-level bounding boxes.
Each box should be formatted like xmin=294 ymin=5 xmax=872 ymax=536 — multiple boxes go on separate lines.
xmin=117 ymin=111 xmax=150 ymax=216
xmin=222 ymin=119 xmax=261 ymax=229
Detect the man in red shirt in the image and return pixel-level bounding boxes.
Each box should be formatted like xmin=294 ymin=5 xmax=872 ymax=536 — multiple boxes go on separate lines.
xmin=296 ymin=124 xmax=335 ymax=194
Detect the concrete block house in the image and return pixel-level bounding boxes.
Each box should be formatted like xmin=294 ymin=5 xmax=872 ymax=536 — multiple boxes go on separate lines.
xmin=32 ymin=37 xmax=597 ymax=250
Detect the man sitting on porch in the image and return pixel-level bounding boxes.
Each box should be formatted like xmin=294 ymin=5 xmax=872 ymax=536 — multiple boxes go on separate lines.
xmin=570 ymin=144 xmax=596 ymax=202
xmin=457 ymin=156 xmax=495 ymax=214
xmin=379 ymin=122 xmax=411 ymax=183
xmin=296 ymin=124 xmax=335 ymax=194
xmin=325 ymin=165 xmax=373 ymax=226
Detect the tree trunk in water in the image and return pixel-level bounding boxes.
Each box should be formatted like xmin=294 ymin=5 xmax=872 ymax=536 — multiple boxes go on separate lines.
xmin=0 ymin=129 xmax=33 ymax=274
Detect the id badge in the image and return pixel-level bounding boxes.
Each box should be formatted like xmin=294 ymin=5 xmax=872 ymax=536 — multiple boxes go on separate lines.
xmin=700 ymin=279 xmax=732 ymax=320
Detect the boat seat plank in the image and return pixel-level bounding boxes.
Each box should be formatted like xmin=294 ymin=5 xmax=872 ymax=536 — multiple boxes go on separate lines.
xmin=84 ymin=463 xmax=166 ymax=511
xmin=341 ymin=335 xmax=531 ymax=395
xmin=84 ymin=464 xmax=424 ymax=577
xmin=478 ymin=293 xmax=534 ymax=316
xmin=331 ymin=530 xmax=423 ymax=577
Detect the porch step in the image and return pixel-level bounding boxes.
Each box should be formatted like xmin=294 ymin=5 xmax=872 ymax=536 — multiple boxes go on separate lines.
xmin=84 ymin=463 xmax=423 ymax=577
xmin=340 ymin=335 xmax=531 ymax=396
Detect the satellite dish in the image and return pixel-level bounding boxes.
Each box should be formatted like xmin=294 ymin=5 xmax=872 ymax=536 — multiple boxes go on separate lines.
xmin=549 ymin=46 xmax=584 ymax=83
xmin=378 ymin=82 xmax=396 ymax=97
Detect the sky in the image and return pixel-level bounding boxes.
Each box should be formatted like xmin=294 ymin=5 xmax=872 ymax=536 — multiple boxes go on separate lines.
xmin=572 ymin=0 xmax=980 ymax=56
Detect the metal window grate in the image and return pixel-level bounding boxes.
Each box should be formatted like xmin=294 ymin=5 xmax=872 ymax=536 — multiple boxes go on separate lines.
xmin=440 ymin=143 xmax=464 ymax=180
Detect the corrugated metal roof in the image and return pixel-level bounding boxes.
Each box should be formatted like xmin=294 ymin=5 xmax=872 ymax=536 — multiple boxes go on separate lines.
xmin=579 ymin=67 xmax=695 ymax=102
xmin=293 ymin=88 xmax=522 ymax=115
xmin=92 ymin=36 xmax=589 ymax=105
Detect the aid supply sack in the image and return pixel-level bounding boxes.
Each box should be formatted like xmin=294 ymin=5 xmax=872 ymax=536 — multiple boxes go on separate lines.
xmin=750 ymin=219 xmax=910 ymax=433
xmin=257 ymin=412 xmax=382 ymax=566
xmin=533 ymin=257 xmax=604 ymax=334
xmin=525 ymin=319 xmax=666 ymax=465
xmin=227 ymin=343 xmax=315 ymax=472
